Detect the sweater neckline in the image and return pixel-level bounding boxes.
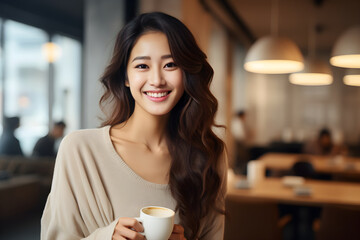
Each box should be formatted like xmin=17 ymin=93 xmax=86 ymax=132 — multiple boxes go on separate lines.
xmin=103 ymin=125 xmax=169 ymax=189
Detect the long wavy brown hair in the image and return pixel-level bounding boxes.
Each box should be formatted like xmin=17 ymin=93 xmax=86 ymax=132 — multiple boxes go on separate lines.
xmin=99 ymin=12 xmax=225 ymax=239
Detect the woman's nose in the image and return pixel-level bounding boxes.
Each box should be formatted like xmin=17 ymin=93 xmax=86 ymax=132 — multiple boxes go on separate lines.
xmin=149 ymin=68 xmax=165 ymax=87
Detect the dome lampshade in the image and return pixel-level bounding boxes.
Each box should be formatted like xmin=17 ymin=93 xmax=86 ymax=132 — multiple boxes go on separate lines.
xmin=330 ymin=26 xmax=360 ymax=68
xmin=343 ymin=69 xmax=360 ymax=86
xmin=244 ymin=36 xmax=304 ymax=74
xmin=289 ymin=59 xmax=333 ymax=86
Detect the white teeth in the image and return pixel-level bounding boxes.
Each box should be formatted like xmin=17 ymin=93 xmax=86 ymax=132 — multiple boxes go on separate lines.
xmin=146 ymin=92 xmax=168 ymax=98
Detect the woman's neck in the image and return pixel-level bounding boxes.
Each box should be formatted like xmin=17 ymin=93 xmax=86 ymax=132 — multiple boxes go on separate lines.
xmin=114 ymin=106 xmax=169 ymax=152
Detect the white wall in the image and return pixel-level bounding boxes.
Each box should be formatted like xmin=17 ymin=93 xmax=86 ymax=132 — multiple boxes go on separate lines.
xmin=232 ymin=45 xmax=247 ymax=112
xmin=239 ymin=63 xmax=360 ymax=145
xmin=208 ymin=22 xmax=227 ymax=129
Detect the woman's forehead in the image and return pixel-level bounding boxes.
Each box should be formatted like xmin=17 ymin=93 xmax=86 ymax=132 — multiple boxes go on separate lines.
xmin=129 ymin=31 xmax=172 ymax=61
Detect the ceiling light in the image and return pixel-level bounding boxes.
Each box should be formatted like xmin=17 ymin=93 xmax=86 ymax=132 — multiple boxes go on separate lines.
xmin=42 ymin=42 xmax=62 ymax=63
xmin=290 ymin=73 xmax=332 ymax=86
xmin=244 ymin=36 xmax=304 ymax=74
xmin=289 ymin=59 xmax=333 ymax=86
xmin=244 ymin=0 xmax=303 ymax=74
xmin=330 ymin=26 xmax=360 ymax=68
xmin=343 ymin=69 xmax=360 ymax=86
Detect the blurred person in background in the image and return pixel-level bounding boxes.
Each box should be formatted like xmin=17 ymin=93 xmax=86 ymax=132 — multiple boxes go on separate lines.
xmin=304 ymin=128 xmax=346 ymax=156
xmin=0 ymin=116 xmax=23 ymax=156
xmin=32 ymin=121 xmax=66 ymax=157
xmin=231 ymin=110 xmax=251 ymax=174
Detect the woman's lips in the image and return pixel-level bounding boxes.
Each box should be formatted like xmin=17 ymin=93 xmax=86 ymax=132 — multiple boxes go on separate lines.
xmin=144 ymin=91 xmax=171 ymax=102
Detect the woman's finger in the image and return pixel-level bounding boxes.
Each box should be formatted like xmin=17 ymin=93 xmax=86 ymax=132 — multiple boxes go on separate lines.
xmin=169 ymin=224 xmax=186 ymax=240
xmin=112 ymin=234 xmax=127 ymax=240
xmin=115 ymin=225 xmax=145 ymax=240
xmin=172 ymin=224 xmax=185 ymax=234
xmin=169 ymin=233 xmax=187 ymax=240
xmin=113 ymin=218 xmax=145 ymax=240
xmin=118 ymin=217 xmax=144 ymax=233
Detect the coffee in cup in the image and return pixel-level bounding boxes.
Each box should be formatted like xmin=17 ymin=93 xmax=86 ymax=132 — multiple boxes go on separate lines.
xmin=135 ymin=206 xmax=175 ymax=240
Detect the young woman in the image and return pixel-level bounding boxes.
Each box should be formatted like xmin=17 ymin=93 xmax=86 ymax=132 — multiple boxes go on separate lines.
xmin=41 ymin=12 xmax=227 ymax=240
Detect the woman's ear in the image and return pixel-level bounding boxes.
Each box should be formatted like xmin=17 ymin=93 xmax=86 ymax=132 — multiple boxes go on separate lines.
xmin=125 ymin=79 xmax=130 ymax=87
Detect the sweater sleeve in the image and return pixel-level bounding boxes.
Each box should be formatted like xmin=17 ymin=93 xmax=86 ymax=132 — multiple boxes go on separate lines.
xmin=41 ymin=133 xmax=117 ymax=240
xmin=198 ymin=151 xmax=228 ymax=240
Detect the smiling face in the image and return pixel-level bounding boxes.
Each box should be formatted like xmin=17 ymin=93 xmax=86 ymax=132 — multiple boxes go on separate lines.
xmin=126 ymin=31 xmax=184 ymax=117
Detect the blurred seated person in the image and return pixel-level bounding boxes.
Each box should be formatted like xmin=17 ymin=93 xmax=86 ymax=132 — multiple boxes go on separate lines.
xmin=291 ymin=160 xmax=315 ymax=178
xmin=304 ymin=128 xmax=346 ymax=156
xmin=231 ymin=110 xmax=251 ymax=174
xmin=32 ymin=121 xmax=66 ymax=157
xmin=0 ymin=116 xmax=23 ymax=156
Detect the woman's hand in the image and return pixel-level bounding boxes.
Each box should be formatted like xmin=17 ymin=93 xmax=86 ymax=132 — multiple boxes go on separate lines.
xmin=112 ymin=217 xmax=145 ymax=240
xmin=169 ymin=224 xmax=186 ymax=240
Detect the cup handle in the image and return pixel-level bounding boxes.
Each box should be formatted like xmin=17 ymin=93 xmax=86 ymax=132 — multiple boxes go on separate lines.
xmin=135 ymin=217 xmax=145 ymax=236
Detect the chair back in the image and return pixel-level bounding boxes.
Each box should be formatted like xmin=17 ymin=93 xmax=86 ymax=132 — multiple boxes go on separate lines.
xmin=316 ymin=206 xmax=360 ymax=240
xmin=291 ymin=160 xmax=315 ymax=178
xmin=224 ymin=195 xmax=282 ymax=240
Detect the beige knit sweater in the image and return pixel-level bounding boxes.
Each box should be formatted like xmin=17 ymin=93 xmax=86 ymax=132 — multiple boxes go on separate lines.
xmin=41 ymin=126 xmax=225 ymax=240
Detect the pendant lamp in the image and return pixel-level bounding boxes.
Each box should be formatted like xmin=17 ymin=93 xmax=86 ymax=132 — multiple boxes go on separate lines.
xmin=244 ymin=0 xmax=304 ymax=74
xmin=244 ymin=36 xmax=304 ymax=74
xmin=330 ymin=26 xmax=360 ymax=68
xmin=343 ymin=69 xmax=360 ymax=86
xmin=289 ymin=21 xmax=332 ymax=86
xmin=289 ymin=59 xmax=333 ymax=86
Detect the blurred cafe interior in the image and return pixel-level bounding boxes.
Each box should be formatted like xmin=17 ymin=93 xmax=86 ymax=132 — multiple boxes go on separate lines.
xmin=0 ymin=0 xmax=360 ymax=239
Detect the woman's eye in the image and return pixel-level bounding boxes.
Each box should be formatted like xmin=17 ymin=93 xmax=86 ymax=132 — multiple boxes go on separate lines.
xmin=135 ymin=64 xmax=148 ymax=69
xmin=164 ymin=62 xmax=177 ymax=68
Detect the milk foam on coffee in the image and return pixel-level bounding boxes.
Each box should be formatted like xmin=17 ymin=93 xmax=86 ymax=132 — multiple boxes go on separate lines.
xmin=142 ymin=207 xmax=174 ymax=217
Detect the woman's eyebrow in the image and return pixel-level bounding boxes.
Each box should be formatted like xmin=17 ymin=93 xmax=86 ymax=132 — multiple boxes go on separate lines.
xmin=132 ymin=56 xmax=150 ymax=62
xmin=131 ymin=54 xmax=173 ymax=62
xmin=161 ymin=54 xmax=172 ymax=59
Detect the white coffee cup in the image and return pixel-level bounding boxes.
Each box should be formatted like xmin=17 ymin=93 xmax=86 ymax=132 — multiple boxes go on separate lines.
xmin=135 ymin=206 xmax=175 ymax=240
xmin=247 ymin=160 xmax=265 ymax=187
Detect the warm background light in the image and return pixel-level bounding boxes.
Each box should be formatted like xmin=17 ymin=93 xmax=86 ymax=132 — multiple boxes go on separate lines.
xmin=343 ymin=69 xmax=360 ymax=86
xmin=289 ymin=59 xmax=333 ymax=86
xmin=41 ymin=42 xmax=62 ymax=63
xmin=245 ymin=60 xmax=304 ymax=74
xmin=330 ymin=55 xmax=360 ymax=68
xmin=289 ymin=73 xmax=333 ymax=86
xmin=343 ymin=75 xmax=360 ymax=86
xmin=18 ymin=95 xmax=31 ymax=108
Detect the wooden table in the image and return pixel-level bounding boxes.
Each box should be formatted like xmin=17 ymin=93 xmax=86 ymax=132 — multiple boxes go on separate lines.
xmin=259 ymin=153 xmax=360 ymax=176
xmin=227 ymin=176 xmax=360 ymax=208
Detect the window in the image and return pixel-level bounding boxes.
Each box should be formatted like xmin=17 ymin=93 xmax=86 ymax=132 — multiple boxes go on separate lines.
xmin=1 ymin=20 xmax=82 ymax=155
xmin=4 ymin=20 xmax=49 ymax=155
xmin=52 ymin=35 xmax=81 ymax=132
xmin=0 ymin=18 xmax=3 ymax=128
